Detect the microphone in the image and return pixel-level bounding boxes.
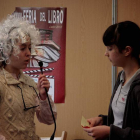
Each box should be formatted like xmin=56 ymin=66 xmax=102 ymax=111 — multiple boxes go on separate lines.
xmin=38 ymin=61 xmax=43 ymax=74
xmin=38 ymin=61 xmax=56 ymax=140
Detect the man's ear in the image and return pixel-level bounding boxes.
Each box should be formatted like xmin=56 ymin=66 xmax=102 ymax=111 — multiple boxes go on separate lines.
xmin=123 ymin=46 xmax=132 ymax=56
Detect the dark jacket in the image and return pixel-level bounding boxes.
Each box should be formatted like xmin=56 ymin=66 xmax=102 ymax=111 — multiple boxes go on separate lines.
xmin=102 ymin=71 xmax=140 ymax=140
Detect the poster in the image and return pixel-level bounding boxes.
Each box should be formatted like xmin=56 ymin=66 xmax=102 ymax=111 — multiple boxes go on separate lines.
xmin=13 ymin=7 xmax=67 ymax=103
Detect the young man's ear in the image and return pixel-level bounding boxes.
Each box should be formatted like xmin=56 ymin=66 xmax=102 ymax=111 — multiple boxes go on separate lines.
xmin=123 ymin=46 xmax=132 ymax=56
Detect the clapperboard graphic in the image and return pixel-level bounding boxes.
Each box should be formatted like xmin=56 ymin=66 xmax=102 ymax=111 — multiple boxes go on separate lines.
xmin=23 ymin=68 xmax=55 ymax=78
xmin=23 ymin=67 xmax=55 ymax=101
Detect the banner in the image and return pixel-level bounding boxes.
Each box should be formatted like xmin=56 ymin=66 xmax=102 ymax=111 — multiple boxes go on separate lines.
xmin=14 ymin=7 xmax=67 ymax=103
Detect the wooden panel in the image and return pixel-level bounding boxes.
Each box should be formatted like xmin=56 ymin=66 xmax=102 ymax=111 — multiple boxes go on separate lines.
xmin=0 ymin=0 xmax=112 ymax=140
xmin=118 ymin=0 xmax=140 ymax=23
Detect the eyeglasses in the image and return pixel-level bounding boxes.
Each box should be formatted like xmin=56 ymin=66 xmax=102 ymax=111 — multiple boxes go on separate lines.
xmin=17 ymin=85 xmax=40 ymax=111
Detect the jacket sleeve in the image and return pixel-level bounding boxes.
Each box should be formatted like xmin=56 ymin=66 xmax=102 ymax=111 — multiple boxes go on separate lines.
xmin=35 ymin=94 xmax=57 ymax=125
xmin=98 ymin=114 xmax=108 ymax=125
xmin=29 ymin=78 xmax=57 ymax=125
xmin=110 ymin=124 xmax=140 ymax=140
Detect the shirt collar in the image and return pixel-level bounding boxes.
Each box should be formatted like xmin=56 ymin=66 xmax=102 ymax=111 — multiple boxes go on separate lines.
xmin=120 ymin=69 xmax=140 ymax=92
xmin=120 ymin=71 xmax=125 ymax=83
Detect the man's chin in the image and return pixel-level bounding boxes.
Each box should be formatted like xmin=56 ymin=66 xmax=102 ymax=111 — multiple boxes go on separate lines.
xmin=21 ymin=65 xmax=27 ymax=69
xmin=112 ymin=63 xmax=116 ymax=66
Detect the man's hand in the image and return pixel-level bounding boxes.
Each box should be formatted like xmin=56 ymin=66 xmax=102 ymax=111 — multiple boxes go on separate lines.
xmin=83 ymin=125 xmax=110 ymax=140
xmin=37 ymin=74 xmax=50 ymax=100
xmin=87 ymin=117 xmax=103 ymax=127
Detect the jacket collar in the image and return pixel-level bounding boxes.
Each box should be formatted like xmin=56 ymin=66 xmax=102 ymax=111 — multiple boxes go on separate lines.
xmin=131 ymin=72 xmax=140 ymax=84
xmin=0 ymin=68 xmax=31 ymax=85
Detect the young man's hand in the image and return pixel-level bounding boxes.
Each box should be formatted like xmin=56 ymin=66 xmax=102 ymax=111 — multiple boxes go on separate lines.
xmin=87 ymin=117 xmax=103 ymax=127
xmin=83 ymin=125 xmax=110 ymax=140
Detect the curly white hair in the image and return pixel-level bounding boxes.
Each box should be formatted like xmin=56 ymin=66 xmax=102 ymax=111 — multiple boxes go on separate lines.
xmin=0 ymin=14 xmax=40 ymax=66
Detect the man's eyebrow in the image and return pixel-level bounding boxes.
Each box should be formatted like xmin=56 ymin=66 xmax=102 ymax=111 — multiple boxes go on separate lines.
xmin=107 ymin=45 xmax=113 ymax=48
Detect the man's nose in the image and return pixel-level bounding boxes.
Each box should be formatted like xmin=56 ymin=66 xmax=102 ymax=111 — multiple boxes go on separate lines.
xmin=26 ymin=48 xmax=31 ymax=56
xmin=104 ymin=49 xmax=109 ymax=56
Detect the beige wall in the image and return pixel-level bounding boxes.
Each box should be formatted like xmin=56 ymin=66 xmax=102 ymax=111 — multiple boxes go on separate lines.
xmin=0 ymin=0 xmax=113 ymax=140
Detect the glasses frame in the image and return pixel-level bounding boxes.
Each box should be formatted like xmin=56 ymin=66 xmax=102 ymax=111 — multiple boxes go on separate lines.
xmin=17 ymin=85 xmax=40 ymax=111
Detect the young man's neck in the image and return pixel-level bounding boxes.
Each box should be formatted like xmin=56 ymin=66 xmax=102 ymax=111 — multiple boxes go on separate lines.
xmin=123 ymin=58 xmax=140 ymax=82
